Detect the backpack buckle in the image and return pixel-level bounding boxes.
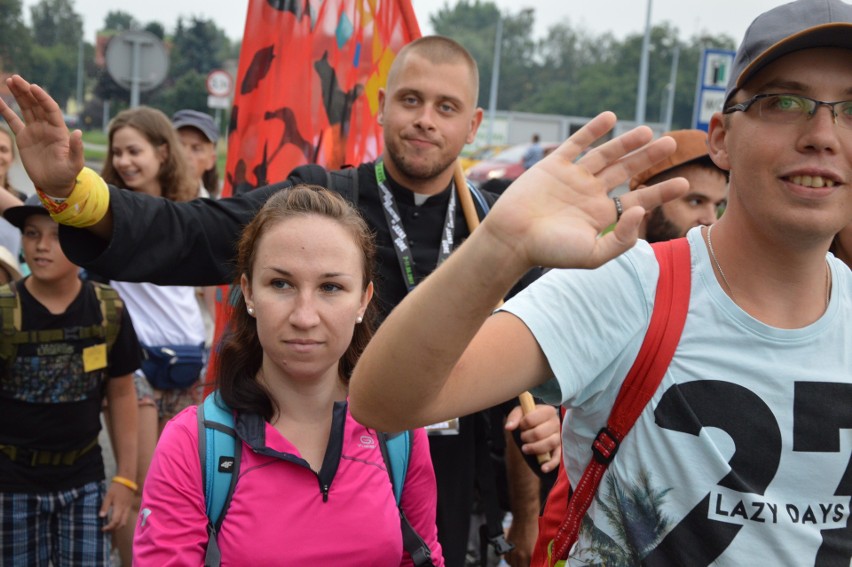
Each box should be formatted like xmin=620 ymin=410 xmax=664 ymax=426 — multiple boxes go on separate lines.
xmin=488 ymin=533 xmax=515 ymax=556
xmin=591 ymin=427 xmax=620 ymax=464
xmin=64 ymin=326 xmax=82 ymax=340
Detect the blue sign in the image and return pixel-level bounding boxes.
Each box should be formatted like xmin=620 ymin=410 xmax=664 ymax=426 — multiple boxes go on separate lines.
xmin=692 ymin=48 xmax=736 ymax=132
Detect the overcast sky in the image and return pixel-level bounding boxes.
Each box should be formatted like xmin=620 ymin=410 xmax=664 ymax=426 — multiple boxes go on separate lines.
xmin=23 ymin=0 xmax=785 ymax=45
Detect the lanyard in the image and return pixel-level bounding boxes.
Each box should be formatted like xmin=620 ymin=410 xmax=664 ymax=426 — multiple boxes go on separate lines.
xmin=375 ymin=160 xmax=456 ymax=292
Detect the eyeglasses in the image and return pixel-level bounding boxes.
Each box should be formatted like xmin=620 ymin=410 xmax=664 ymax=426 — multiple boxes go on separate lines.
xmin=723 ymin=93 xmax=852 ymax=130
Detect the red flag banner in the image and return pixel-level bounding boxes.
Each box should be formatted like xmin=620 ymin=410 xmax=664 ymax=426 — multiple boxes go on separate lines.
xmin=222 ymin=0 xmax=420 ymax=198
xmin=206 ymin=0 xmax=421 ymax=391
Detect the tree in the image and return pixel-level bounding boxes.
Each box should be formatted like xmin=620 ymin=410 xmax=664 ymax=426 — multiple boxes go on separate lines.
xmin=145 ymin=70 xmax=208 ymax=117
xmin=25 ymin=0 xmax=83 ymax=109
xmin=170 ymin=17 xmax=230 ymax=79
xmin=29 ymin=0 xmax=83 ymax=47
xmin=102 ymin=11 xmax=139 ymax=32
xmin=431 ymin=0 xmax=737 ymax=130
xmin=0 ymin=0 xmax=34 ymax=74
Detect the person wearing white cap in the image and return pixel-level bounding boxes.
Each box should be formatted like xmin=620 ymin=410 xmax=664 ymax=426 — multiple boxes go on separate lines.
xmin=347 ymin=0 xmax=851 ymax=564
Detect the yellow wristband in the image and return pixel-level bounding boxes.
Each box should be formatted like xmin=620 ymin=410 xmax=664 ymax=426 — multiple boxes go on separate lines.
xmin=112 ymin=475 xmax=139 ymax=493
xmin=42 ymin=167 xmax=110 ymax=228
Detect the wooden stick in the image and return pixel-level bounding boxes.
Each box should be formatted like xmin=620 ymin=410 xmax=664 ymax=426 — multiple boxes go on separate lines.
xmin=453 ymin=160 xmax=551 ymax=465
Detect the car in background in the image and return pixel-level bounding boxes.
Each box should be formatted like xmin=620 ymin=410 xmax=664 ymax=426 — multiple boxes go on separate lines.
xmin=459 ymin=144 xmax=509 ymax=172
xmin=466 ymin=141 xmax=558 ymax=188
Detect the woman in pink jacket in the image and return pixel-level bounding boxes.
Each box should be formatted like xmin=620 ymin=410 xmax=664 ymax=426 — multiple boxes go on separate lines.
xmin=133 ymin=186 xmax=443 ymax=566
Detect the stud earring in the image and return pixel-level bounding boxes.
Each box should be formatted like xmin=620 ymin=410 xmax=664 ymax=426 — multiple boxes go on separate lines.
xmin=356 ymin=316 xmax=363 ymax=324
xmin=247 ymin=306 xmax=255 ymax=316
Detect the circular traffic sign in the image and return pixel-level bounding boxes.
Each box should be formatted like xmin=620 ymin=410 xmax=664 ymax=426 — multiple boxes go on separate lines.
xmin=206 ymin=70 xmax=233 ymax=98
xmin=105 ymin=30 xmax=169 ymax=92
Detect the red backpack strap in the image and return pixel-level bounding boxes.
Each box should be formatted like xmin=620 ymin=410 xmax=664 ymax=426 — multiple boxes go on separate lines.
xmin=550 ymin=237 xmax=691 ymax=562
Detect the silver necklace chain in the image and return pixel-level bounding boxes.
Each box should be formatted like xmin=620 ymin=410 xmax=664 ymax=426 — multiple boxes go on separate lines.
xmin=705 ymin=224 xmax=733 ymax=295
xmin=705 ymin=223 xmax=831 ymax=310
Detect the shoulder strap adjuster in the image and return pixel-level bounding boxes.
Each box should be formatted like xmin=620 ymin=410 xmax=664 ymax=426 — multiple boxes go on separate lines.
xmin=591 ymin=427 xmax=620 ymax=465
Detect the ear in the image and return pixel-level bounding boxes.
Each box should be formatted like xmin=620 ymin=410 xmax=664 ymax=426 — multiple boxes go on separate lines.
xmin=358 ymin=281 xmax=374 ymax=319
xmin=707 ymin=112 xmax=731 ymax=172
xmin=377 ymin=88 xmax=387 ymax=126
xmin=466 ymin=107 xmax=484 ymax=145
xmin=240 ymin=273 xmax=253 ymax=310
xmin=157 ymin=143 xmax=169 ymax=164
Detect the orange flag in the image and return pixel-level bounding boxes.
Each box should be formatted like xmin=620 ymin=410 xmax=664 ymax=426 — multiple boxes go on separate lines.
xmin=206 ymin=0 xmax=421 ymax=391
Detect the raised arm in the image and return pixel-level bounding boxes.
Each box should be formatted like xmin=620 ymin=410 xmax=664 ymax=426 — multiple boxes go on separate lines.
xmin=0 ymin=74 xmax=287 ymax=285
xmin=349 ymin=112 xmax=688 ymax=432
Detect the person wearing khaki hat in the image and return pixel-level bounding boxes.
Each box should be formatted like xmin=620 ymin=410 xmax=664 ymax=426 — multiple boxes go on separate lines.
xmin=629 ymin=129 xmax=728 ymax=243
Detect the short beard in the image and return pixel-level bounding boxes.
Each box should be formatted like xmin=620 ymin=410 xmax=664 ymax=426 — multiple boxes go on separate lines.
xmin=384 ymin=138 xmax=455 ymax=182
xmin=644 ymin=206 xmax=683 ymax=243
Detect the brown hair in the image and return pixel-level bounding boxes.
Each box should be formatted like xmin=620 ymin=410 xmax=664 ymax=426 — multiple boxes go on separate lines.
xmin=389 ymin=35 xmax=479 ymax=102
xmin=216 ymin=185 xmax=377 ymax=420
xmin=102 ymin=106 xmax=197 ymax=202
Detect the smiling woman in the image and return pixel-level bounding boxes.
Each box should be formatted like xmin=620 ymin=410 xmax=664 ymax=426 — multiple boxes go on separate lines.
xmin=98 ymin=106 xmax=211 ymax=566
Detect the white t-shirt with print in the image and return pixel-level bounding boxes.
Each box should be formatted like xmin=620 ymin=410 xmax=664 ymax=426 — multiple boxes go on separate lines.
xmin=501 ymin=227 xmax=851 ymax=565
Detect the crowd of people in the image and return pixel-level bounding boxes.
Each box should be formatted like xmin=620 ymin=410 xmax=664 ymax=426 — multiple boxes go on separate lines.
xmin=0 ymin=0 xmax=849 ymax=565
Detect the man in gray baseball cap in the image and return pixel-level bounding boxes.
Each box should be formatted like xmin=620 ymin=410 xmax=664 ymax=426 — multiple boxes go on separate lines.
xmin=172 ymin=109 xmax=219 ymax=197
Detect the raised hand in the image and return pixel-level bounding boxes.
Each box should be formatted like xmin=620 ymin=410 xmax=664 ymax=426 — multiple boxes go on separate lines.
xmin=0 ymin=75 xmax=84 ymax=196
xmin=479 ymin=111 xmax=689 ymax=272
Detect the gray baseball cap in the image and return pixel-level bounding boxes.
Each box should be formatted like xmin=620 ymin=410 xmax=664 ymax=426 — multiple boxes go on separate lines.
xmin=725 ymin=0 xmax=852 ymax=105
xmin=172 ymin=109 xmax=219 ymax=143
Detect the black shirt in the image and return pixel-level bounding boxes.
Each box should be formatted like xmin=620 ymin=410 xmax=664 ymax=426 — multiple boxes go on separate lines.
xmin=0 ymin=278 xmax=142 ymax=492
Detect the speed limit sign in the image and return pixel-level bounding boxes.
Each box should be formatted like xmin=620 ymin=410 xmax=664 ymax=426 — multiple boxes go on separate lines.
xmin=206 ymin=70 xmax=233 ymax=98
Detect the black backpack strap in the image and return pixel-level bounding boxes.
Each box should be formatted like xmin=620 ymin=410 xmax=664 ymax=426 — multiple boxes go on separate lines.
xmin=378 ymin=432 xmax=434 ymax=567
xmin=327 ymin=167 xmax=359 ymax=206
xmin=474 ymin=411 xmax=514 ymax=564
xmin=288 ymin=164 xmax=359 ymax=207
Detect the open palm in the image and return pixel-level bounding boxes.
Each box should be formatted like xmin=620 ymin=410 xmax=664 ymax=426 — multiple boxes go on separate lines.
xmin=0 ymin=75 xmax=84 ymax=196
xmin=479 ymin=112 xmax=688 ymax=271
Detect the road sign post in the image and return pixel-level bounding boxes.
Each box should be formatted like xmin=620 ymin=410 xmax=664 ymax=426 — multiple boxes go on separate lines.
xmin=104 ymin=30 xmax=169 ymax=108
xmin=206 ymin=70 xmax=233 ymax=133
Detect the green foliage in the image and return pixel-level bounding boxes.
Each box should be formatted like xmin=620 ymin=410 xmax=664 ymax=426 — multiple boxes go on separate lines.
xmin=29 ymin=0 xmax=83 ymax=47
xmin=145 ymin=70 xmax=209 ymax=117
xmin=0 ymin=0 xmax=34 ymax=74
xmin=102 ymin=11 xmax=138 ymax=32
xmin=170 ymin=17 xmax=229 ymax=79
xmin=29 ymin=43 xmax=78 ymax=108
xmin=430 ymin=0 xmax=736 ymax=129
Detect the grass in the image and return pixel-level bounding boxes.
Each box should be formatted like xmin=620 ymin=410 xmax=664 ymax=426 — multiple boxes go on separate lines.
xmin=81 ymin=130 xmax=107 ymax=166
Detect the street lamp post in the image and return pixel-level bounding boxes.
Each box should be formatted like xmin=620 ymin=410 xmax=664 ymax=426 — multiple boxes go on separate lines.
xmin=486 ymin=16 xmax=503 ymax=146
xmin=635 ymin=0 xmax=653 ymax=125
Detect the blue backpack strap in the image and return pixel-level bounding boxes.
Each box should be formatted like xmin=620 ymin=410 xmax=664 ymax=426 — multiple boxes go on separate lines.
xmin=382 ymin=430 xmax=409 ymax=504
xmin=467 ymin=180 xmax=491 ymax=218
xmin=198 ymin=392 xmax=241 ymax=567
xmin=379 ymin=431 xmax=434 ymax=567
